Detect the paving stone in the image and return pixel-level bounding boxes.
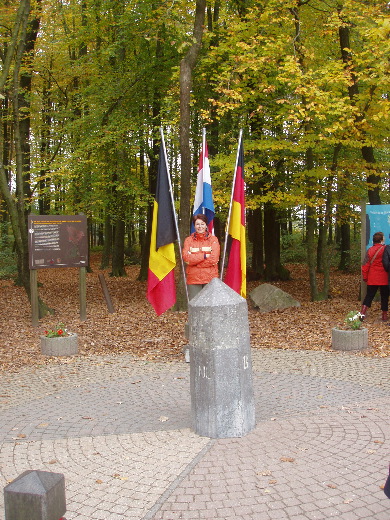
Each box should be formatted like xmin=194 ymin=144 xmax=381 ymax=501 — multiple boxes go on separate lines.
xmin=0 ymin=349 xmax=389 ymax=520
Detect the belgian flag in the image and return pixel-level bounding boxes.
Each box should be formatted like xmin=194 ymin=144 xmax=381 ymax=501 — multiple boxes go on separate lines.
xmin=224 ymin=137 xmax=246 ymax=298
xmin=147 ymin=142 xmax=177 ymax=315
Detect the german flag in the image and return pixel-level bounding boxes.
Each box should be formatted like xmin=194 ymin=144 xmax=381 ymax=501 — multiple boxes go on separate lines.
xmin=147 ymin=142 xmax=177 ymax=315
xmin=224 ymin=137 xmax=246 ymax=298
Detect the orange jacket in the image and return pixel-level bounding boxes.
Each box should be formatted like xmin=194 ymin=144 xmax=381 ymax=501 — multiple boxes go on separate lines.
xmin=182 ymin=232 xmax=220 ymax=285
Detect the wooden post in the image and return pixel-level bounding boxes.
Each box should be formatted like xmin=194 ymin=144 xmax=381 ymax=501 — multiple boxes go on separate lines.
xmin=98 ymin=273 xmax=115 ymax=313
xmin=30 ymin=269 xmax=39 ymax=327
xmin=360 ymin=201 xmax=367 ymax=302
xmin=79 ymin=267 xmax=87 ymax=321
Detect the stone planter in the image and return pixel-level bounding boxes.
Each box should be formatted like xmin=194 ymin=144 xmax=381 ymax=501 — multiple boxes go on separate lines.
xmin=331 ymin=327 xmax=368 ymax=351
xmin=40 ymin=333 xmax=78 ymax=357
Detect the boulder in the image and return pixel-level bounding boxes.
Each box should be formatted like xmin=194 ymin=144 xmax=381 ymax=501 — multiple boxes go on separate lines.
xmin=249 ymin=283 xmax=300 ymax=313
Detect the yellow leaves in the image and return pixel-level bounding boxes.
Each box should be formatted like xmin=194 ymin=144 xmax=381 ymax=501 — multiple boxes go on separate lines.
xmin=256 ymin=468 xmax=278 ymax=493
xmin=235 ymin=41 xmax=252 ymax=52
xmin=112 ymin=473 xmax=128 ymax=481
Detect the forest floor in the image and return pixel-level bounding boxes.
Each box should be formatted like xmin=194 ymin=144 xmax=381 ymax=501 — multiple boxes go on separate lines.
xmin=0 ymin=252 xmax=389 ymax=372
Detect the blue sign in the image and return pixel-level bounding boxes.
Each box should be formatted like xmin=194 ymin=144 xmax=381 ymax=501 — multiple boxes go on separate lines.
xmin=365 ymin=205 xmax=390 ymax=248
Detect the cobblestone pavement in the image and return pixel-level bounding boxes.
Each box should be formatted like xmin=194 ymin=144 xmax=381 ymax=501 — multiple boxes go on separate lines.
xmin=0 ymin=349 xmax=389 ymax=520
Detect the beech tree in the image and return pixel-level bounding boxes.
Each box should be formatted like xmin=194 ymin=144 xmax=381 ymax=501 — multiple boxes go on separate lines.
xmin=1 ymin=0 xmax=389 ymax=304
xmin=0 ymin=0 xmax=53 ymax=315
xmin=196 ymin=0 xmax=390 ymax=299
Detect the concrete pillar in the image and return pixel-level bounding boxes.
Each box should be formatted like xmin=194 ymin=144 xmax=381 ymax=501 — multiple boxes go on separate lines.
xmin=4 ymin=470 xmax=66 ymax=520
xmin=189 ymin=278 xmax=256 ymax=438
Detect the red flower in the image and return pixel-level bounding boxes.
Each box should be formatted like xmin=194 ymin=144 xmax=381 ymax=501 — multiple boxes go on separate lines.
xmin=58 ymin=329 xmax=63 ymax=335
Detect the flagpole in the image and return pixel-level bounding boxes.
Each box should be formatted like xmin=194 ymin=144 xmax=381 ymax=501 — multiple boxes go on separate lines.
xmin=220 ymin=129 xmax=243 ymax=278
xmin=160 ymin=127 xmax=189 ymax=304
xmin=201 ymin=127 xmax=206 ymax=215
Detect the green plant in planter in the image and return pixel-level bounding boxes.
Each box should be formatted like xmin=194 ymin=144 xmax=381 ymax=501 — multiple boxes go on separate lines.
xmin=344 ymin=311 xmax=364 ymax=330
xmin=44 ymin=323 xmax=69 ymax=337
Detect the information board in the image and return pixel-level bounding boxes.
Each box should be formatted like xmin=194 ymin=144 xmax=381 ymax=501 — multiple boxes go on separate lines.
xmin=28 ymin=214 xmax=88 ymax=269
xmin=365 ymin=205 xmax=390 ymax=249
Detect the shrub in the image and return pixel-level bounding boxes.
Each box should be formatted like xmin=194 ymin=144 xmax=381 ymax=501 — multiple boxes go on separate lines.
xmin=0 ymin=225 xmax=17 ymax=280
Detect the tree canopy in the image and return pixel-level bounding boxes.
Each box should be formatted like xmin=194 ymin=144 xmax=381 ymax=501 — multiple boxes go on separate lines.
xmin=0 ymin=0 xmax=389 ymax=304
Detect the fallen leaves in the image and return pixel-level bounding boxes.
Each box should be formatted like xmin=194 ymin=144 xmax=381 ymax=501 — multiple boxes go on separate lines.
xmin=280 ymin=456 xmax=295 ymax=463
xmin=112 ymin=473 xmax=128 ymax=481
xmin=0 ymin=256 xmax=388 ymax=373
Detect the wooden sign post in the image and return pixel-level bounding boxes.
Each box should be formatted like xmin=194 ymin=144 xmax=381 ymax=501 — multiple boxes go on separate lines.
xmin=28 ymin=214 xmax=88 ymax=326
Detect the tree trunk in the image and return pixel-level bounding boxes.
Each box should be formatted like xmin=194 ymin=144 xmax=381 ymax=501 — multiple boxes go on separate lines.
xmin=263 ymin=204 xmax=290 ymax=281
xmin=0 ymin=0 xmax=51 ymax=317
xmin=248 ymin=207 xmax=264 ymax=280
xmin=290 ymin=4 xmax=329 ymax=301
xmin=100 ymin=213 xmax=112 ymax=269
xmin=317 ymin=217 xmax=325 ymax=274
xmin=338 ymin=21 xmax=380 ymax=205
xmin=138 ymin=201 xmax=153 ymax=281
xmin=138 ymin=30 xmax=163 ymax=282
xmin=177 ymin=0 xmax=206 ymax=310
xmin=111 ymin=219 xmax=126 ymax=277
xmin=306 ymin=210 xmax=318 ymax=300
xmin=316 ymin=142 xmax=340 ymax=299
xmin=338 ymin=222 xmax=351 ymax=272
xmin=206 ymin=0 xmax=220 ymax=158
xmin=138 ymin=128 xmax=159 ymax=283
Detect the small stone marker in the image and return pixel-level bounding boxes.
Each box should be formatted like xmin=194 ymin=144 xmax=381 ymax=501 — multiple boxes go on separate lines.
xmin=4 ymin=470 xmax=66 ymax=520
xmin=249 ymin=283 xmax=300 ymax=312
xmin=189 ymin=278 xmax=256 ymax=438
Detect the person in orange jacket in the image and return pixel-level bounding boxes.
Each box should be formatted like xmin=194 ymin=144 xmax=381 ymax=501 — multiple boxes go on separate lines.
xmin=361 ymin=231 xmax=389 ymax=321
xmin=182 ymin=214 xmax=220 ymax=300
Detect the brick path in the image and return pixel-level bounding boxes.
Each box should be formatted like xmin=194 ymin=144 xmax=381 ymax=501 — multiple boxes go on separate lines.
xmin=0 ymin=349 xmax=389 ymax=519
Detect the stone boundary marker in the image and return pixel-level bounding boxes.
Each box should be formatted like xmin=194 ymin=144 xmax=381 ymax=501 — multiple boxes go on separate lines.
xmin=4 ymin=470 xmax=66 ymax=520
xmin=189 ymin=278 xmax=255 ymax=438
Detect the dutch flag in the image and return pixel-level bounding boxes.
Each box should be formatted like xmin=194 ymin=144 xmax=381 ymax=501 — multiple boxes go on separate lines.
xmin=192 ymin=131 xmax=215 ymax=234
